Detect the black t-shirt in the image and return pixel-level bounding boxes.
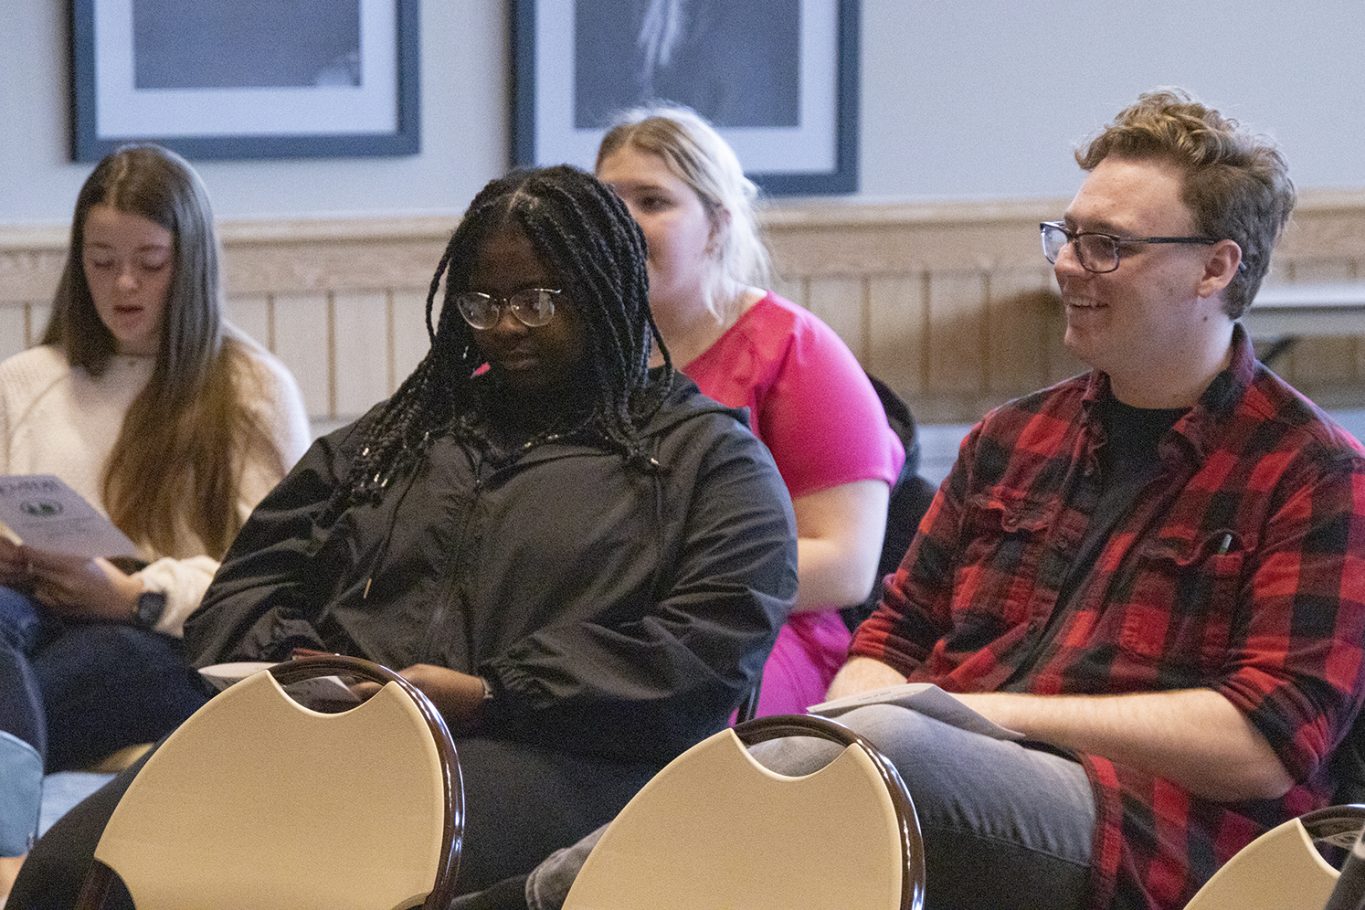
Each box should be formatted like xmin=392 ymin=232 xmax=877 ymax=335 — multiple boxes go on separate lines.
xmin=1045 ymin=398 xmax=1188 ymax=642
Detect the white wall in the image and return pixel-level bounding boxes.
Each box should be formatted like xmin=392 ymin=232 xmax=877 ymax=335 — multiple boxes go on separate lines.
xmin=3 ymin=0 xmax=1364 ymax=225
xmin=0 ymin=0 xmax=505 ymax=222
xmin=859 ymin=0 xmax=1365 ymax=201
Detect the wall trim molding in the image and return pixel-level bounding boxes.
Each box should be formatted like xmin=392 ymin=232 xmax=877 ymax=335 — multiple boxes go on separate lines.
xmin=5 ymin=186 xmax=1364 ymax=286
xmin=4 ymin=192 xmax=1363 ymax=422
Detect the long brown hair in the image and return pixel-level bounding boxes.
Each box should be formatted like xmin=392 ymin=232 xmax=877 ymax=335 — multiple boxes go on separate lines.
xmin=44 ymin=144 xmax=282 ymax=558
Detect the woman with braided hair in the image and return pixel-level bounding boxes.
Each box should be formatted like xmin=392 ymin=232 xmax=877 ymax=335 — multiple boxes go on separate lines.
xmin=9 ymin=165 xmax=796 ymax=907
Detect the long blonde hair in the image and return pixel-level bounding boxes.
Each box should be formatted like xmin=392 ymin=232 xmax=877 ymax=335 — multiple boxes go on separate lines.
xmin=597 ymin=104 xmax=772 ymax=320
xmin=44 ymin=144 xmax=283 ymax=558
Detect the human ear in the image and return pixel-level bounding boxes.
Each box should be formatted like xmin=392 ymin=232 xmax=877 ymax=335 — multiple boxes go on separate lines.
xmin=1197 ymin=238 xmax=1242 ymax=298
xmin=706 ymin=205 xmax=732 ymax=256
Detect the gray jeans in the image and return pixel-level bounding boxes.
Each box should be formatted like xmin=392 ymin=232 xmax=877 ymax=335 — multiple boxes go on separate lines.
xmin=518 ymin=704 xmax=1097 ymax=910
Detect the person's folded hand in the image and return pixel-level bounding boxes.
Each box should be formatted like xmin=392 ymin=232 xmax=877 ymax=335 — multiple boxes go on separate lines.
xmin=24 ymin=546 xmax=142 ymax=622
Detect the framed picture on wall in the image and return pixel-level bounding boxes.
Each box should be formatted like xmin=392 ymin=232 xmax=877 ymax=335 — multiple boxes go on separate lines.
xmin=511 ymin=0 xmax=860 ymax=195
xmin=70 ymin=0 xmax=420 ymax=161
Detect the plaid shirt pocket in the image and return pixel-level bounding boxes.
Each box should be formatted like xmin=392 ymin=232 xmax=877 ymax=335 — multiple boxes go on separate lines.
xmin=1118 ymin=530 xmax=1247 ymax=670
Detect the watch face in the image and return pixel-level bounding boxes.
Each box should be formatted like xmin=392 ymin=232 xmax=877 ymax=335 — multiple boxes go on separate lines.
xmin=137 ymin=591 xmax=167 ymax=628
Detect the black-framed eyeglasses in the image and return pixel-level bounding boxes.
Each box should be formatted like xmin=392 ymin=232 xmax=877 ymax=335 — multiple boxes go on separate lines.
xmin=454 ymin=288 xmax=562 ymax=330
xmin=1040 ymin=221 xmax=1218 ymax=274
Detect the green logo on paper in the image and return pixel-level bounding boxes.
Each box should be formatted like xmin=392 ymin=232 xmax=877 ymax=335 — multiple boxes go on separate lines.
xmin=20 ymin=499 xmax=62 ymax=518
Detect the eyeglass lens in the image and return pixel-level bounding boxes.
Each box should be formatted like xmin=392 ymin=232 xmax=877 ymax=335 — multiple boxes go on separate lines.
xmin=1040 ymin=224 xmax=1119 ymax=273
xmin=456 ymin=289 xmax=558 ymax=329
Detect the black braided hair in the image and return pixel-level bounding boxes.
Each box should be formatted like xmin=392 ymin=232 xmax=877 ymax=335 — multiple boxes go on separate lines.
xmin=332 ymin=165 xmax=673 ymax=511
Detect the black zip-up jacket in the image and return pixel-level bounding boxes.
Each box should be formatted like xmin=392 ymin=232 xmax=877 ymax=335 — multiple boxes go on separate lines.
xmin=184 ymin=376 xmax=797 ymax=763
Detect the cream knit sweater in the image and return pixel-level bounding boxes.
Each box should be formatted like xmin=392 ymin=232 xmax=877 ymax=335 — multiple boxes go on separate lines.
xmin=0 ymin=341 xmax=311 ymax=635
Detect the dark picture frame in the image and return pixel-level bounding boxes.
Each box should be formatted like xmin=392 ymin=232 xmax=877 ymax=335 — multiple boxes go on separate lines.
xmin=511 ymin=0 xmax=859 ymax=195
xmin=70 ymin=0 xmax=421 ymax=162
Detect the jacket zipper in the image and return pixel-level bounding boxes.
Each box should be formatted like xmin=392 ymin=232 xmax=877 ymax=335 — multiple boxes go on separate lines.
xmin=417 ymin=461 xmax=484 ymax=663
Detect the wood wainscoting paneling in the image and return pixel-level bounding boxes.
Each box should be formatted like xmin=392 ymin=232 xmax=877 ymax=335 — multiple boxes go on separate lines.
xmin=4 ymin=193 xmax=1364 ymax=428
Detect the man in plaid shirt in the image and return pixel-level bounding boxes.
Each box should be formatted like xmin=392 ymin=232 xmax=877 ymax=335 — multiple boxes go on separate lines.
xmin=820 ymin=89 xmax=1365 ymax=909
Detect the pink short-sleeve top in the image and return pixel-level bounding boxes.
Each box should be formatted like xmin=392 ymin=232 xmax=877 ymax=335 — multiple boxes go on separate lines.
xmin=684 ymin=292 xmax=904 ymax=497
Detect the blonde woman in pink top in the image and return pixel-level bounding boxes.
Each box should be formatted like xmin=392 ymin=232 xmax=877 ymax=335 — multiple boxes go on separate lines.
xmin=598 ymin=106 xmax=904 ymax=716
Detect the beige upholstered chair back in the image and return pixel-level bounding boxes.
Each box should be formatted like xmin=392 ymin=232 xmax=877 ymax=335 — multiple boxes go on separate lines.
xmin=1184 ymin=805 xmax=1365 ymax=910
xmin=563 ymin=714 xmax=924 ymax=910
xmin=75 ymin=656 xmax=463 ymax=910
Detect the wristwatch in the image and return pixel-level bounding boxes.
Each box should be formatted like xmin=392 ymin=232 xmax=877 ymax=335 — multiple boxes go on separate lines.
xmin=133 ymin=590 xmax=167 ymax=629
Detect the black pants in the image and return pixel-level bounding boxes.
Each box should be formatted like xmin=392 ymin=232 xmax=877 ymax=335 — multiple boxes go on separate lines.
xmin=10 ymin=735 xmax=658 ymax=907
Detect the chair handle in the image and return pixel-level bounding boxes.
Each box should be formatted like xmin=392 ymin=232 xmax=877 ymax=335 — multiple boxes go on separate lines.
xmin=734 ymin=714 xmax=926 ymax=910
xmin=1299 ymin=803 xmax=1365 ymax=847
xmin=734 ymin=713 xmax=872 ymax=748
xmin=270 ymin=655 xmax=465 ymax=910
xmin=270 ymin=653 xmax=411 ymax=688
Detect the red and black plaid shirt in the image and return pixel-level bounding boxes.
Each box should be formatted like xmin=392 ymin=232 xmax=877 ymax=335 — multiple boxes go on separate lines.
xmin=853 ymin=326 xmax=1365 ymax=910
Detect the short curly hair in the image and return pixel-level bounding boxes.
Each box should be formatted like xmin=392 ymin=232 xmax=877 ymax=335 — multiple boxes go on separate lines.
xmin=1076 ymin=88 xmax=1296 ymax=319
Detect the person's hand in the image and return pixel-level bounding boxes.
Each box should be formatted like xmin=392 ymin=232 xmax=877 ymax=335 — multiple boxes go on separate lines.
xmin=0 ymin=536 xmax=30 ymax=588
xmin=353 ymin=663 xmax=489 ymax=730
xmin=22 ymin=546 xmax=143 ymax=622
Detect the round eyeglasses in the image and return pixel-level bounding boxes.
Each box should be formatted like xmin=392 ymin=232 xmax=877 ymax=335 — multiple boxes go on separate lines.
xmin=1040 ymin=221 xmax=1218 ymax=274
xmin=454 ymin=288 xmax=562 ymax=330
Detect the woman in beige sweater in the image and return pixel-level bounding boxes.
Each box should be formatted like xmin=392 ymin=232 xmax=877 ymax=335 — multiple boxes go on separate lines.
xmin=0 ymin=144 xmax=309 ymax=897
